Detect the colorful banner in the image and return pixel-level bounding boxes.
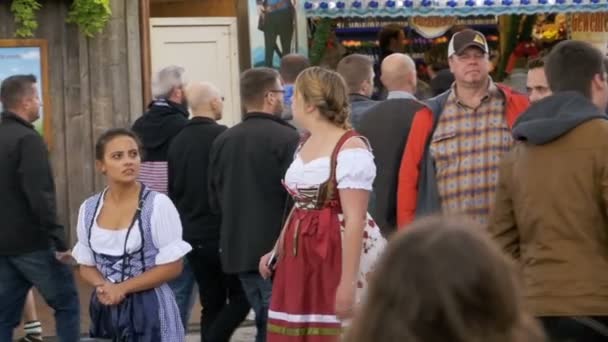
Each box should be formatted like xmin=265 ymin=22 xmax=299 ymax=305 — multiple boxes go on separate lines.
xmin=303 ymin=0 xmax=608 ymax=18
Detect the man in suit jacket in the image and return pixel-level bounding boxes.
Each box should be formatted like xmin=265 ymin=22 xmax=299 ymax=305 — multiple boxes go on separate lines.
xmin=358 ymin=53 xmax=424 ymax=237
xmin=208 ymin=67 xmax=299 ymax=342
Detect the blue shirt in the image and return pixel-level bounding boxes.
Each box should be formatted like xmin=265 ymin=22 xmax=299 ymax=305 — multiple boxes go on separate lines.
xmin=283 ymin=84 xmax=294 ymax=108
xmin=266 ymin=0 xmax=290 ymax=11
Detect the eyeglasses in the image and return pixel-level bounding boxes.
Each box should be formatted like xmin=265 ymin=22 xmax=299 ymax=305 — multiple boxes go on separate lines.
xmin=268 ymin=89 xmax=285 ymax=94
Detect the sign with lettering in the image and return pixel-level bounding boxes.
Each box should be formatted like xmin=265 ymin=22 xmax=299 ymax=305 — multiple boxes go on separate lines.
xmin=570 ymin=12 xmax=608 ymax=55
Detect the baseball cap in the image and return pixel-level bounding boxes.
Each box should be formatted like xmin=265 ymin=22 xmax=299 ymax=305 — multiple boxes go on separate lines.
xmin=448 ymin=29 xmax=489 ymax=57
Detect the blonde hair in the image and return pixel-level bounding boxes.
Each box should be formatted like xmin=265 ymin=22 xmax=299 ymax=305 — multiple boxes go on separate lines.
xmin=294 ymin=67 xmax=351 ymax=129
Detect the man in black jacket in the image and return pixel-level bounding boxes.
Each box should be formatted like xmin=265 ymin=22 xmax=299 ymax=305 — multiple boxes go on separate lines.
xmin=133 ymin=65 xmax=189 ymax=195
xmin=0 ymin=75 xmax=80 ymax=341
xmin=336 ymin=54 xmax=377 ymax=130
xmin=358 ymin=53 xmax=424 ymax=237
xmin=209 ymin=67 xmax=299 ymax=342
xmin=132 ymin=65 xmax=195 ymax=327
xmin=169 ymin=81 xmax=250 ymax=341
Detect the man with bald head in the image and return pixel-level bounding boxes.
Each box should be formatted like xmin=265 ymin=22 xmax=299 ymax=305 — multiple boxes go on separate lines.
xmin=168 ymin=82 xmax=250 ymax=341
xmin=357 ymin=53 xmax=425 ymax=237
xmin=380 ymin=53 xmax=418 ymax=100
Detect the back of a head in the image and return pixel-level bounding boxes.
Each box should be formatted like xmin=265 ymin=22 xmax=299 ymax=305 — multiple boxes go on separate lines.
xmin=381 ymin=53 xmax=417 ymax=91
xmin=294 ymin=66 xmax=350 ymax=129
xmin=345 ymin=216 xmax=544 ymax=342
xmin=240 ymin=67 xmax=280 ymax=110
xmin=545 ymin=40 xmax=605 ymax=98
xmin=336 ymin=54 xmax=373 ymax=94
xmin=279 ymin=54 xmax=311 ymax=84
xmin=152 ymin=65 xmax=186 ymax=99
xmin=185 ymin=81 xmax=220 ymax=110
xmin=0 ymin=74 xmax=37 ymax=110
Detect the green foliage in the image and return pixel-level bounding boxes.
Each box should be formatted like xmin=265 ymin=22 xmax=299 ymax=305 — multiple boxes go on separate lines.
xmin=309 ymin=18 xmax=332 ymax=66
xmin=10 ymin=0 xmax=42 ymax=38
xmin=67 ymin=0 xmax=112 ymax=38
xmin=9 ymin=0 xmax=111 ymax=38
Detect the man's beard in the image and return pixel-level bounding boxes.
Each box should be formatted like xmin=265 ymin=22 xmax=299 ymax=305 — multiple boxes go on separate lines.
xmin=273 ymin=102 xmax=284 ymax=115
xmin=29 ymin=110 xmax=40 ymax=123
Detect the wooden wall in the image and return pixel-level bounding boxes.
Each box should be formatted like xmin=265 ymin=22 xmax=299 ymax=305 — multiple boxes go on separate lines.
xmin=0 ymin=0 xmax=143 ymax=244
xmin=151 ymin=0 xmax=237 ymax=17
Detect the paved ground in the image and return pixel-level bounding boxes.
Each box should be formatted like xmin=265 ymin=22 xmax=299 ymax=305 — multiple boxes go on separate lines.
xmin=16 ymin=270 xmax=258 ymax=341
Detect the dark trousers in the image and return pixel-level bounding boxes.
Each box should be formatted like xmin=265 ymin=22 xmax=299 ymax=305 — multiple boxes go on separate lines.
xmin=239 ymin=271 xmax=272 ymax=342
xmin=189 ymin=239 xmax=250 ymax=342
xmin=263 ymin=8 xmax=295 ymax=67
xmin=540 ymin=316 xmax=608 ymax=341
xmin=0 ymin=249 xmax=80 ymax=342
xmin=168 ymin=257 xmax=197 ymax=329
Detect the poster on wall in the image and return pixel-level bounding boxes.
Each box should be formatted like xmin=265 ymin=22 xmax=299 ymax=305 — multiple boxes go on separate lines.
xmin=0 ymin=39 xmax=51 ymax=145
xmin=248 ymin=0 xmax=308 ymax=68
xmin=570 ymin=13 xmax=608 ymax=55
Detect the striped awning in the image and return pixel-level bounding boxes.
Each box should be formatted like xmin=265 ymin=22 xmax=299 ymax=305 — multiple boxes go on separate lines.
xmin=303 ymin=0 xmax=608 ymax=17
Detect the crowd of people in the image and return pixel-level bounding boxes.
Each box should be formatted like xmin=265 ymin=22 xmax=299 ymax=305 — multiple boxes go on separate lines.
xmin=1 ymin=27 xmax=608 ymax=342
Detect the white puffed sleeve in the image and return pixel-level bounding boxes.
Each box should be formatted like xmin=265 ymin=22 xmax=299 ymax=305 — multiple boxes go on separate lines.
xmin=151 ymin=194 xmax=192 ymax=265
xmin=336 ymin=148 xmax=376 ymax=190
xmin=71 ymin=203 xmax=96 ymax=266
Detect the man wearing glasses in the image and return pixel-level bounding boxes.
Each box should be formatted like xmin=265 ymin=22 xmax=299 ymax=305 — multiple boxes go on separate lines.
xmin=208 ymin=67 xmax=299 ymax=342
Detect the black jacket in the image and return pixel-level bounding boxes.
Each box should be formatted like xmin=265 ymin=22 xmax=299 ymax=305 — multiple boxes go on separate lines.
xmin=132 ymin=99 xmax=189 ymax=161
xmin=358 ymin=98 xmax=424 ymax=236
xmin=209 ymin=112 xmax=299 ymax=273
xmin=0 ymin=111 xmax=67 ymax=255
xmin=168 ymin=117 xmax=227 ymax=243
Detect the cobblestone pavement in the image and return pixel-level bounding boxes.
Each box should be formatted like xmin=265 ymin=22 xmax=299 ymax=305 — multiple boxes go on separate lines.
xmin=186 ymin=326 xmax=256 ymax=342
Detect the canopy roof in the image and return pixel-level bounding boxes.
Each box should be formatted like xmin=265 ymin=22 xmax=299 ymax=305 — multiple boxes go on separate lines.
xmin=303 ymin=0 xmax=607 ymax=17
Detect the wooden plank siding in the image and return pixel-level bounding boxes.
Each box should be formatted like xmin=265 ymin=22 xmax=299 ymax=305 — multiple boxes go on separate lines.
xmin=0 ymin=0 xmax=143 ymax=245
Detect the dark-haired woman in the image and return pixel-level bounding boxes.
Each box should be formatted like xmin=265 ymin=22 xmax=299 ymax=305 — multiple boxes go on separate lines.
xmin=72 ymin=128 xmax=191 ymax=341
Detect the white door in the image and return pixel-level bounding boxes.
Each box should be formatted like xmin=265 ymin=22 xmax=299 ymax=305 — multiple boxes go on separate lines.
xmin=150 ymin=18 xmax=241 ymax=126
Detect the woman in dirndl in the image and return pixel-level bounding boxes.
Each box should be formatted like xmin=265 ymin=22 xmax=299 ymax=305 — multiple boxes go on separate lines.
xmin=72 ymin=128 xmax=191 ymax=341
xmin=260 ymin=66 xmax=386 ymax=342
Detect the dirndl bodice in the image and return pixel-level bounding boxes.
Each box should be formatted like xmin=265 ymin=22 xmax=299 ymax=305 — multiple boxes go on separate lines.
xmin=81 ymin=187 xmax=185 ymax=342
xmin=268 ymin=131 xmax=386 ymax=342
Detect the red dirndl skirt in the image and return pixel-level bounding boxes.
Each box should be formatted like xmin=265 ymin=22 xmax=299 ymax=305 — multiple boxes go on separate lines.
xmin=268 ymin=206 xmax=343 ymax=342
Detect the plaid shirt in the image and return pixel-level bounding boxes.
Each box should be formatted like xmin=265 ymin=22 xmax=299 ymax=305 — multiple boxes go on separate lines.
xmin=430 ymin=81 xmax=512 ymax=225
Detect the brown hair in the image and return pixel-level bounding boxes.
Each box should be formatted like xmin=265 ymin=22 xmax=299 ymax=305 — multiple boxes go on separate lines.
xmin=545 ymin=40 xmax=606 ymax=99
xmin=240 ymin=67 xmax=280 ymax=109
xmin=345 ymin=216 xmax=545 ymax=342
xmin=0 ymin=74 xmax=37 ymax=109
xmin=336 ymin=54 xmax=373 ymax=93
xmin=378 ymin=24 xmax=403 ymax=52
xmin=280 ymin=54 xmax=311 ymax=84
xmin=294 ymin=67 xmax=351 ymax=129
xmin=527 ymin=57 xmax=545 ymax=70
xmin=95 ymin=128 xmax=143 ymax=161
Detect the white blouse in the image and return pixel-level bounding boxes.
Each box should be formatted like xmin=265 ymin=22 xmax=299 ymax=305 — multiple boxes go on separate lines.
xmin=72 ymin=193 xmax=192 ymax=266
xmin=285 ymin=148 xmax=376 ymax=190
